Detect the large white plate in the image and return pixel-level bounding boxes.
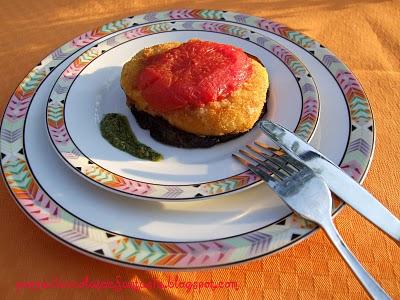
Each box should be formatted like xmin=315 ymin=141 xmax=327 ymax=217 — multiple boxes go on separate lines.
xmin=46 ymin=22 xmax=320 ymax=200
xmin=0 ymin=10 xmax=374 ymax=269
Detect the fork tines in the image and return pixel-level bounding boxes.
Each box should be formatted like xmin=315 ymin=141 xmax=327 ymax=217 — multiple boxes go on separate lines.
xmin=255 ymin=141 xmax=304 ymax=170
xmin=233 ymin=142 xmax=299 ymax=182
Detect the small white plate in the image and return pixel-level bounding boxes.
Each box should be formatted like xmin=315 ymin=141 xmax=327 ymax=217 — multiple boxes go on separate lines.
xmin=46 ymin=21 xmax=320 ymax=200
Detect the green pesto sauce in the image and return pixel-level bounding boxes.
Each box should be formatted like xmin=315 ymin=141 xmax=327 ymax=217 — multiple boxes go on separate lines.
xmin=100 ymin=113 xmax=163 ymax=161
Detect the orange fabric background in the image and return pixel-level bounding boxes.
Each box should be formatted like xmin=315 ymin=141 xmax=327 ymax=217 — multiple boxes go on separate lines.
xmin=0 ymin=0 xmax=399 ymax=299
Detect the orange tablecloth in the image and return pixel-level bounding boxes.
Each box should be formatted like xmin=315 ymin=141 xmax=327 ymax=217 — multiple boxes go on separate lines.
xmin=1 ymin=1 xmax=399 ymax=299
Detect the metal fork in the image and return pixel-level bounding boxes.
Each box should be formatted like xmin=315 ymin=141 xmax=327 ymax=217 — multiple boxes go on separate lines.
xmin=233 ymin=142 xmax=390 ymax=300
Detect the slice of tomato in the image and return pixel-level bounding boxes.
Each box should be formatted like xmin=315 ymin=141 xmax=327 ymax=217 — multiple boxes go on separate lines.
xmin=137 ymin=40 xmax=253 ymax=112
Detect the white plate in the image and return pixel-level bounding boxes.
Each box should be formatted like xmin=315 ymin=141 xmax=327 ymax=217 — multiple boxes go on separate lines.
xmin=1 ymin=10 xmax=374 ymax=269
xmin=46 ymin=21 xmax=320 ymax=200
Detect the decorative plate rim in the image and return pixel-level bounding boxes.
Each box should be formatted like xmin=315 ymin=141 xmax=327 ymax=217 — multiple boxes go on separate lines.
xmin=46 ymin=20 xmax=320 ymax=200
xmin=0 ymin=9 xmax=374 ymax=269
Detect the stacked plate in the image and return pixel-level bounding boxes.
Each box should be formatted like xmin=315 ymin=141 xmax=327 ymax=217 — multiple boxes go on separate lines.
xmin=0 ymin=9 xmax=374 ymax=269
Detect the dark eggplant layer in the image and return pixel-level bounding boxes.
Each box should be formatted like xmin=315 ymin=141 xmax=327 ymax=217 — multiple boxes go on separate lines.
xmin=130 ymin=89 xmax=269 ymax=148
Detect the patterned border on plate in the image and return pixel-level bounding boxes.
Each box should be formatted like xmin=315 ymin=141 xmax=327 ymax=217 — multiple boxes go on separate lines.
xmin=0 ymin=9 xmax=373 ymax=269
xmin=47 ymin=20 xmax=319 ymax=200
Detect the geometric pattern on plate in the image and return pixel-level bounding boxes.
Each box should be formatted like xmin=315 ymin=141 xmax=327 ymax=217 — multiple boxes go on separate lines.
xmin=0 ymin=9 xmax=373 ymax=269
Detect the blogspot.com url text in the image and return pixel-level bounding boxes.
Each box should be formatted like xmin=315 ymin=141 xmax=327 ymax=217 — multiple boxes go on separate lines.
xmin=16 ymin=275 xmax=239 ymax=293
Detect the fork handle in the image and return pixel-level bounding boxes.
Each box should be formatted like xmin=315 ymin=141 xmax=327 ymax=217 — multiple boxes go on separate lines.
xmin=321 ymin=220 xmax=391 ymax=300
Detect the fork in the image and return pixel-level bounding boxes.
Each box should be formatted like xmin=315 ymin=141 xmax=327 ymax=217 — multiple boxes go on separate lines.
xmin=233 ymin=142 xmax=390 ymax=299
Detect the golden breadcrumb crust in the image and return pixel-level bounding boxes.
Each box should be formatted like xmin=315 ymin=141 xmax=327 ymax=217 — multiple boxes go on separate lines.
xmin=120 ymin=42 xmax=269 ymax=136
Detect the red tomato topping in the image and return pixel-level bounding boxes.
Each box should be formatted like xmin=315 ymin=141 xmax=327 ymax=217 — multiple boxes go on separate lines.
xmin=137 ymin=40 xmax=253 ymax=112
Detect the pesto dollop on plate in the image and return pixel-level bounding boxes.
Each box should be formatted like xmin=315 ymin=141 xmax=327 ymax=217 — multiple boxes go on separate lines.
xmin=100 ymin=113 xmax=162 ymax=161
